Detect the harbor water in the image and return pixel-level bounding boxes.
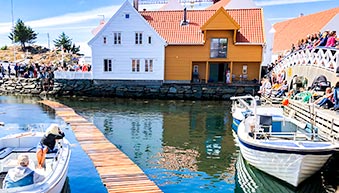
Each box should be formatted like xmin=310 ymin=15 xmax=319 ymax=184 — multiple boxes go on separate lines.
xmin=0 ymin=95 xmax=337 ymax=193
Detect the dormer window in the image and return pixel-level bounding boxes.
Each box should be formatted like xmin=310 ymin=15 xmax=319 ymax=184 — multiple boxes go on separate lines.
xmin=210 ymin=38 xmax=228 ymax=58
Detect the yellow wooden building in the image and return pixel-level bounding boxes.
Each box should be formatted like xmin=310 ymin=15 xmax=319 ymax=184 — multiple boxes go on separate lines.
xmin=141 ymin=7 xmax=265 ymax=83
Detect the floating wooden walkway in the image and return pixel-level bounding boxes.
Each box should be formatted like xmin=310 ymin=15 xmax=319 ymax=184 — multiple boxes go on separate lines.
xmin=39 ymin=100 xmax=163 ymax=193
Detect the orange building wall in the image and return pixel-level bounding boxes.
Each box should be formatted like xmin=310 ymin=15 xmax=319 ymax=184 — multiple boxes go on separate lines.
xmin=165 ymin=30 xmax=263 ymax=81
xmin=232 ymin=62 xmax=260 ymax=81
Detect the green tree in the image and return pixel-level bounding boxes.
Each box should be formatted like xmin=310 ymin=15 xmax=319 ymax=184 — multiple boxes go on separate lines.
xmin=53 ymin=32 xmax=80 ymax=54
xmin=8 ymin=19 xmax=37 ymax=51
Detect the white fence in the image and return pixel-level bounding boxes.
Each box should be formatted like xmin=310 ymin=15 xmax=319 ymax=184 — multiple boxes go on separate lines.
xmin=273 ymin=47 xmax=338 ymax=74
xmin=54 ymin=71 xmax=93 ymax=79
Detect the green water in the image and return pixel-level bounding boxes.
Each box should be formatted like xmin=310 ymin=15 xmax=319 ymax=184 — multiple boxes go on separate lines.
xmin=57 ymin=97 xmax=337 ymax=193
xmin=1 ymin=95 xmax=336 ymax=193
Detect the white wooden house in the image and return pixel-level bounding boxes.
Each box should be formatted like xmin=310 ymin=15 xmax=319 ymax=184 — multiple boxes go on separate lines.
xmin=88 ymin=1 xmax=166 ymax=81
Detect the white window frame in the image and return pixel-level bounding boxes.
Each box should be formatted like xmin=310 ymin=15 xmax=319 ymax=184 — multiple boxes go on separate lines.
xmin=103 ymin=36 xmax=107 ymax=45
xmin=135 ymin=32 xmax=143 ymax=45
xmin=145 ymin=59 xmax=153 ymax=72
xmin=103 ymin=59 xmax=112 ymax=72
xmin=113 ymin=32 xmax=121 ymax=45
xmin=132 ymin=59 xmax=140 ymax=72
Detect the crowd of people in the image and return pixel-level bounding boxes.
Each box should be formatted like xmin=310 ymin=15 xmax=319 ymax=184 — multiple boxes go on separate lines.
xmin=265 ymin=30 xmax=338 ymax=74
xmin=258 ymin=73 xmax=339 ymax=111
xmin=0 ymin=61 xmax=91 ymax=91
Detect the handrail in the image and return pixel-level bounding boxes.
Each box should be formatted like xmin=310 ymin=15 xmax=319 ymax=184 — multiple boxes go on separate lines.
xmin=54 ymin=71 xmax=93 ymax=79
xmin=272 ymin=47 xmax=338 ymax=74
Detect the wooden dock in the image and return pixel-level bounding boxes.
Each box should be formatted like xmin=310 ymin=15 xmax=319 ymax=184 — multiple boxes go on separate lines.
xmin=39 ymin=100 xmax=163 ymax=193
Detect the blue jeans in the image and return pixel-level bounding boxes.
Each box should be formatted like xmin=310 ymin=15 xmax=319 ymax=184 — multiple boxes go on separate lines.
xmin=317 ymin=98 xmax=334 ymax=108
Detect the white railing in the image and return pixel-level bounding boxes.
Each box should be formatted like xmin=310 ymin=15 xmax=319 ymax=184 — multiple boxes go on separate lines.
xmin=273 ymin=47 xmax=338 ymax=74
xmin=54 ymin=71 xmax=93 ymax=79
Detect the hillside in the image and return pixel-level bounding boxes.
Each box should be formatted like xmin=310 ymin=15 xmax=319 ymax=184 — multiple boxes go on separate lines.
xmin=0 ymin=45 xmax=81 ymax=65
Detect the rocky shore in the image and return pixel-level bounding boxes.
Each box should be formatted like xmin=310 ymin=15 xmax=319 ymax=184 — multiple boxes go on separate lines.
xmin=0 ymin=77 xmax=259 ymax=100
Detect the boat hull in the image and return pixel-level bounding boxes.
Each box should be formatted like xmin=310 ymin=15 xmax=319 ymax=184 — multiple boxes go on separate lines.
xmin=238 ymin=137 xmax=332 ymax=186
xmin=237 ymin=119 xmax=337 ymax=187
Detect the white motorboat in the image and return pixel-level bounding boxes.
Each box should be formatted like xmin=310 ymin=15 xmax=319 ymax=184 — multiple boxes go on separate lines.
xmin=231 ymin=95 xmax=283 ymax=133
xmin=0 ymin=131 xmax=71 ymax=192
xmin=235 ymin=154 xmax=325 ymax=193
xmin=237 ymin=96 xmax=339 ymax=187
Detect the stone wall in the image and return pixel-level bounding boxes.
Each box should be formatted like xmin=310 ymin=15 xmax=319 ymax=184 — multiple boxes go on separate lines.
xmin=0 ymin=78 xmax=259 ymax=100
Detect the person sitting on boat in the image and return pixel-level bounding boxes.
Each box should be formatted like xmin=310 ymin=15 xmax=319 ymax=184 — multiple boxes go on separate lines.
xmin=3 ymin=154 xmax=45 ymax=189
xmin=36 ymin=124 xmax=65 ymax=168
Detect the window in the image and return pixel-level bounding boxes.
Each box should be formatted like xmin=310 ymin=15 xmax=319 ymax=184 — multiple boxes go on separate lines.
xmin=210 ymin=38 xmax=228 ymax=58
xmin=145 ymin=59 xmax=153 ymax=72
xmin=135 ymin=32 xmax=142 ymax=44
xmin=148 ymin=36 xmax=152 ymax=44
xmin=104 ymin=59 xmax=112 ymax=72
xmin=125 ymin=14 xmax=130 ymax=19
xmin=114 ymin=32 xmax=121 ymax=44
xmin=103 ymin=36 xmax=107 ymax=44
xmin=132 ymin=59 xmax=140 ymax=72
xmin=193 ymin=65 xmax=198 ymax=73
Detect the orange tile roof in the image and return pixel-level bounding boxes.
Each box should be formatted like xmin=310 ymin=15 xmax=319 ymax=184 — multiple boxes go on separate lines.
xmin=140 ymin=8 xmax=264 ymax=45
xmin=206 ymin=0 xmax=231 ymax=10
xmin=273 ymin=7 xmax=339 ymax=54
xmin=91 ymin=20 xmax=106 ymax=35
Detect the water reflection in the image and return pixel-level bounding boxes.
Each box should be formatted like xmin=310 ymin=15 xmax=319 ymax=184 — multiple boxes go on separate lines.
xmin=56 ymin=97 xmax=338 ymax=193
xmin=58 ymin=97 xmax=237 ymax=192
xmin=235 ymin=154 xmax=328 ymax=193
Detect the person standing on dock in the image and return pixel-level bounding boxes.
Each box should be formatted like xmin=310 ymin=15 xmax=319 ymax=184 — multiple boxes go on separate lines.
xmin=36 ymin=124 xmax=65 ymax=168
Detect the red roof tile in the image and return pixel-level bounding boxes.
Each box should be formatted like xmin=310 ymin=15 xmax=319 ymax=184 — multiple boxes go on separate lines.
xmin=140 ymin=8 xmax=264 ymax=45
xmin=273 ymin=7 xmax=339 ymax=53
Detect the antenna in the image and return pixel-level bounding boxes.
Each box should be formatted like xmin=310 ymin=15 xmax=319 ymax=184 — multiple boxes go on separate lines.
xmin=98 ymin=15 xmax=105 ymax=22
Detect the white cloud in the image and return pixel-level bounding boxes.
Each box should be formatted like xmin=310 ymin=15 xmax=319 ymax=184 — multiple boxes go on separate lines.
xmin=255 ymin=0 xmax=331 ymax=6
xmin=0 ymin=5 xmax=121 ymax=35
xmin=26 ymin=6 xmax=118 ymax=28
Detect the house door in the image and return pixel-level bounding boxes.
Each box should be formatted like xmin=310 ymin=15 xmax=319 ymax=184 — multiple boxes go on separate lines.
xmin=209 ymin=63 xmax=228 ymax=83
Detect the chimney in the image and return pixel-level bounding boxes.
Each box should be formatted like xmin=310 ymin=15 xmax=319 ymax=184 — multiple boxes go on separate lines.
xmin=181 ymin=8 xmax=188 ymax=26
xmin=133 ymin=0 xmax=139 ymax=11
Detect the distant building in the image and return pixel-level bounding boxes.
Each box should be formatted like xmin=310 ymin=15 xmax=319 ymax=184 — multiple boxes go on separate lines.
xmin=89 ymin=0 xmax=265 ymax=83
xmin=88 ymin=1 xmax=166 ymax=81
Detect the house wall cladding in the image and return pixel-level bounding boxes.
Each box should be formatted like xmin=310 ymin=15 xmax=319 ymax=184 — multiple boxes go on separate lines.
xmin=0 ymin=78 xmax=259 ymax=100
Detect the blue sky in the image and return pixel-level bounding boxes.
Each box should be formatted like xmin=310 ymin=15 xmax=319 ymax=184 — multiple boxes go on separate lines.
xmin=0 ymin=0 xmax=338 ymax=56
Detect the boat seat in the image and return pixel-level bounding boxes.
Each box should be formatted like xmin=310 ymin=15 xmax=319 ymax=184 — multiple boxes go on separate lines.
xmin=256 ymin=115 xmax=273 ymax=139
xmin=0 ymin=147 xmax=13 ymax=159
xmin=258 ymin=115 xmax=272 ymax=133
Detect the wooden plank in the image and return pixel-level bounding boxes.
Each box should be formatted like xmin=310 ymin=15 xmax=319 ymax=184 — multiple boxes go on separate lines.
xmin=284 ymin=99 xmax=339 ymax=141
xmin=38 ymin=100 xmax=163 ymax=193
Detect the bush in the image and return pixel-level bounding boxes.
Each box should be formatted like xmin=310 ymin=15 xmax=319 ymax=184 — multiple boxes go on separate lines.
xmin=0 ymin=45 xmax=8 ymax=50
